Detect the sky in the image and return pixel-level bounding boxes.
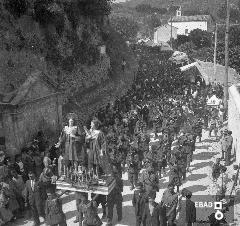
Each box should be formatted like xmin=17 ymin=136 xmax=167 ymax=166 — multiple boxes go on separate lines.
xmin=114 ymin=0 xmax=128 ymax=3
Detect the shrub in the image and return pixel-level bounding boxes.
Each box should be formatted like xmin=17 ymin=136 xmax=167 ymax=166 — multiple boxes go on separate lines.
xmin=4 ymin=0 xmax=27 ymax=18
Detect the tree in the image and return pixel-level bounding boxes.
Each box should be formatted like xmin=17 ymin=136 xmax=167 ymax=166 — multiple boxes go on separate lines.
xmin=215 ymin=25 xmax=240 ymax=47
xmin=188 ymin=29 xmax=212 ymax=49
xmin=141 ymin=14 xmax=161 ymax=38
xmin=217 ymin=2 xmax=240 ymax=23
xmin=135 ymin=3 xmax=152 ymax=14
xmin=110 ymin=16 xmax=139 ymax=42
xmin=178 ymin=41 xmax=196 ymax=55
xmin=174 ymin=35 xmax=190 ymax=48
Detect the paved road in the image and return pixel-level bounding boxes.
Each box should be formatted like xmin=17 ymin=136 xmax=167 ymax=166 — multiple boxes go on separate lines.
xmin=14 ymin=129 xmax=239 ymax=226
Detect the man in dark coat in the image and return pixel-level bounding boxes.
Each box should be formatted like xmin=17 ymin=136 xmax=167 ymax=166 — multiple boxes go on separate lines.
xmin=126 ymin=147 xmax=140 ymax=190
xmin=176 ymin=188 xmax=196 ymax=226
xmin=106 ymin=167 xmax=123 ymax=226
xmin=132 ymin=182 xmax=147 ymax=226
xmin=142 ymin=191 xmax=167 ymax=226
xmin=160 ymin=184 xmax=178 ymax=226
xmin=225 ymin=131 xmax=233 ymax=166
xmin=24 ymin=171 xmax=46 ymax=226
xmin=140 ymin=166 xmax=159 ymax=196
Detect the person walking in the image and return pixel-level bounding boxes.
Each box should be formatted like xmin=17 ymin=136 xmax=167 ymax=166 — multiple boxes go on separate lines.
xmin=225 ymin=131 xmax=233 ymax=166
xmin=106 ymin=167 xmax=123 ymax=226
xmin=176 ymin=188 xmax=196 ymax=226
xmin=142 ymin=191 xmax=167 ymax=226
xmin=160 ymin=184 xmax=178 ymax=226
xmin=121 ymin=58 xmax=126 ymax=73
xmin=132 ymin=182 xmax=147 ymax=226
xmin=45 ymin=186 xmax=67 ymax=226
xmin=24 ymin=171 xmax=46 ymax=226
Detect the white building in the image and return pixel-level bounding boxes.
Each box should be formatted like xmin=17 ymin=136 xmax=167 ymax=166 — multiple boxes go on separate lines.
xmin=168 ymin=7 xmax=213 ymax=36
xmin=154 ymin=24 xmax=178 ymax=43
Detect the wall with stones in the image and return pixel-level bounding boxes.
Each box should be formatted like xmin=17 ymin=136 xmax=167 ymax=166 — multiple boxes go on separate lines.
xmin=228 ymin=84 xmax=240 ymax=165
xmin=2 ymin=95 xmax=62 ymax=156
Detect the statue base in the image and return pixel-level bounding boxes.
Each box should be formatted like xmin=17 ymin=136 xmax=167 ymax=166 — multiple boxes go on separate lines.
xmin=55 ymin=177 xmax=116 ymax=195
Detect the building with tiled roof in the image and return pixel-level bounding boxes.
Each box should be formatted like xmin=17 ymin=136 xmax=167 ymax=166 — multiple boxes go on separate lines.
xmin=168 ymin=7 xmax=213 ymax=36
xmin=0 ymin=71 xmax=63 ymax=156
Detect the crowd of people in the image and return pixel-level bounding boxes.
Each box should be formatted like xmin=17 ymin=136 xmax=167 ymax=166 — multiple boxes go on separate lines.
xmin=0 ymin=48 xmax=229 ymax=226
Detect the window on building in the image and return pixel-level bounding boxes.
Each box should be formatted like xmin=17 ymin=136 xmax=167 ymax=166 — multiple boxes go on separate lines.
xmin=185 ymin=29 xmax=189 ymax=35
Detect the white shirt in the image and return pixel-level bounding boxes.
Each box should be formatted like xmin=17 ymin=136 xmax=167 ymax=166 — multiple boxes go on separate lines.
xmin=17 ymin=161 xmax=24 ymax=172
xmin=31 ymin=180 xmax=35 ymax=191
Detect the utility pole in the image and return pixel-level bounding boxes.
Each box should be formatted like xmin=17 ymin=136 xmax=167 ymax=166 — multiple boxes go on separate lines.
xmin=169 ymin=0 xmax=174 ymax=48
xmin=224 ymin=0 xmax=230 ymax=110
xmin=170 ymin=14 xmax=173 ymax=48
xmin=214 ymin=24 xmax=218 ymax=77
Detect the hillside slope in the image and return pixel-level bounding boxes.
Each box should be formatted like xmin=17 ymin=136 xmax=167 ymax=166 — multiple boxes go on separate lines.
xmin=0 ymin=0 xmax=137 ymax=122
xmin=113 ymin=0 xmax=239 ymax=18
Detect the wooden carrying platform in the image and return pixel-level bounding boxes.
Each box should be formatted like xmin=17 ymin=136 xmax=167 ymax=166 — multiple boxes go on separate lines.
xmin=55 ymin=178 xmax=116 ymax=196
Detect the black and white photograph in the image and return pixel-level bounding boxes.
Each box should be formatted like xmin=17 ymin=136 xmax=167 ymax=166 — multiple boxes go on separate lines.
xmin=0 ymin=0 xmax=239 ymax=225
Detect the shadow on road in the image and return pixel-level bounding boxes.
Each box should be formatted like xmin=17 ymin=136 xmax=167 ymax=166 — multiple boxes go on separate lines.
xmin=122 ymin=193 xmax=133 ymax=203
xmin=65 ymin=210 xmax=77 ymax=221
xmin=187 ymin=173 xmax=208 ymax=181
xmin=184 ymin=184 xmax=207 ymax=193
xmin=196 ymin=145 xmax=210 ymax=150
xmin=191 ymin=161 xmax=214 ymax=171
xmin=201 ymin=138 xmax=217 ymax=143
xmin=193 ymin=151 xmax=218 ymax=161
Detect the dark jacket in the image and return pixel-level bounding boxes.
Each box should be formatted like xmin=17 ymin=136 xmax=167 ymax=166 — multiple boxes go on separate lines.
xmin=177 ymin=198 xmax=196 ymax=226
xmin=142 ymin=202 xmax=167 ymax=226
xmin=45 ymin=195 xmax=66 ymax=225
xmin=132 ymin=189 xmax=147 ymax=216
xmin=24 ymin=179 xmax=46 ymax=207
xmin=141 ymin=171 xmax=159 ymax=194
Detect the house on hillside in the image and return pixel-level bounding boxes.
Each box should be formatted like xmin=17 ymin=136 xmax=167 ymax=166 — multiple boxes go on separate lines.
xmin=168 ymin=6 xmax=213 ymax=35
xmin=154 ymin=24 xmax=178 ymax=43
xmin=0 ymin=71 xmax=63 ymax=156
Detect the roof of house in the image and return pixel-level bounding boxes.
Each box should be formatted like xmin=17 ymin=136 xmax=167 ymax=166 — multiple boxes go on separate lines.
xmin=170 ymin=15 xmax=211 ymax=23
xmin=0 ymin=71 xmax=60 ymax=105
xmin=154 ymin=24 xmax=178 ymax=31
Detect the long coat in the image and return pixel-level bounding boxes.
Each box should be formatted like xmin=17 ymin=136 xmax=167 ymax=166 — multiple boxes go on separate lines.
xmin=132 ymin=189 xmax=147 ymax=217
xmin=86 ymin=130 xmax=106 ymax=166
xmin=24 ymin=180 xmax=46 ymax=216
xmin=176 ymin=198 xmax=196 ymax=226
xmin=59 ymin=126 xmax=84 ymax=161
xmin=142 ymin=202 xmax=167 ymax=226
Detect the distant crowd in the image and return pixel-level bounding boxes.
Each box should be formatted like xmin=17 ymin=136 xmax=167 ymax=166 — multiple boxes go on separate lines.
xmin=0 ymin=49 xmax=230 ymax=226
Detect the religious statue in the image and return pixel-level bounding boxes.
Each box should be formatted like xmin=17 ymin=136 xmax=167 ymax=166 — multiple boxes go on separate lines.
xmin=55 ymin=113 xmax=85 ymax=179
xmin=84 ymin=118 xmax=110 ymax=179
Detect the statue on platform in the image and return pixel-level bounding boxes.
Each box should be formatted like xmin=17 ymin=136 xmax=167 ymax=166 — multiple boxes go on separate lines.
xmin=55 ymin=113 xmax=85 ymax=179
xmin=84 ymin=118 xmax=110 ymax=180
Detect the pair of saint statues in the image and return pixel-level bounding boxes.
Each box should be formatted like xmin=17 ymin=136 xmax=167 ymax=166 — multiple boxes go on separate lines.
xmin=55 ymin=113 xmax=110 ymax=180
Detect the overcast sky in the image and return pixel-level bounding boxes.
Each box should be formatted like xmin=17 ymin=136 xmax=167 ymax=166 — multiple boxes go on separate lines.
xmin=114 ymin=0 xmax=128 ymax=3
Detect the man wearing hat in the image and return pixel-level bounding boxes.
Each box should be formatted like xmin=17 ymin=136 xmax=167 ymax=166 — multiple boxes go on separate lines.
xmin=142 ymin=191 xmax=167 ymax=226
xmin=220 ymin=129 xmax=231 ymax=162
xmin=209 ymin=117 xmax=218 ymax=137
xmin=126 ymin=146 xmax=141 ymax=190
xmin=160 ymin=183 xmax=178 ymax=226
xmin=225 ymin=130 xmax=233 ymax=166
xmin=132 ymin=182 xmax=147 ymax=226
xmin=140 ymin=164 xmax=159 ymax=196
xmin=106 ymin=166 xmax=123 ymax=226
xmin=176 ymin=188 xmax=196 ymax=226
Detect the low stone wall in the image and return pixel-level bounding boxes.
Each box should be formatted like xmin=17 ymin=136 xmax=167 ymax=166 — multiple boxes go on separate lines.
xmin=228 ymin=84 xmax=240 ymax=164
